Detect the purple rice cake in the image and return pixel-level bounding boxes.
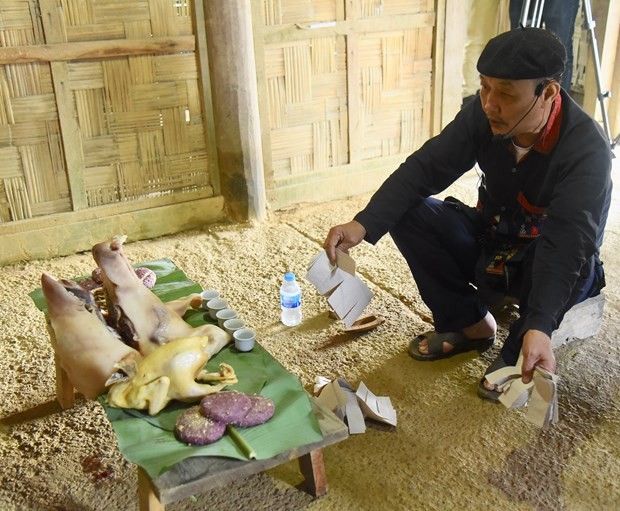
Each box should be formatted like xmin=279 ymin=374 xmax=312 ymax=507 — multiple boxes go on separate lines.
xmin=199 ymin=390 xmax=252 ymax=424
xmin=232 ymin=394 xmax=275 ymax=427
xmin=174 ymin=406 xmax=226 ymax=445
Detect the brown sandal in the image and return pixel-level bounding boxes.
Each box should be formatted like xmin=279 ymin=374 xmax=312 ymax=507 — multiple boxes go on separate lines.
xmin=409 ymin=330 xmax=495 ymax=361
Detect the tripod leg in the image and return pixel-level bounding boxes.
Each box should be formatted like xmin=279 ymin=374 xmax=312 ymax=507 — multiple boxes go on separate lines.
xmin=581 ymin=0 xmax=613 ymax=146
xmin=533 ymin=0 xmax=546 ymax=28
xmin=519 ymin=0 xmax=545 ymax=28
xmin=519 ymin=0 xmax=532 ymax=27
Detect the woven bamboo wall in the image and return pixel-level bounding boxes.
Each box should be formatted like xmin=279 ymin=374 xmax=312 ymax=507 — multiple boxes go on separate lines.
xmin=0 ymin=0 xmax=214 ymax=225
xmin=256 ymin=0 xmax=436 ymax=208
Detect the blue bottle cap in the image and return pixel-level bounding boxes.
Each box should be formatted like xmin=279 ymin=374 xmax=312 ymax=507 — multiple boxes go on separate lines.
xmin=284 ymin=272 xmax=295 ymax=281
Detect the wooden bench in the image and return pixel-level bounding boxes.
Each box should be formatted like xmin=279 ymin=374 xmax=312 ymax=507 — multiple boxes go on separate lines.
xmin=49 ymin=322 xmax=348 ymax=510
xmin=137 ymin=398 xmax=348 ymax=511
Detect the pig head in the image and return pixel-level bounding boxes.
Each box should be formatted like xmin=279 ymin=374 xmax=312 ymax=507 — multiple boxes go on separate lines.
xmin=41 ymin=272 xmax=141 ymax=399
xmin=91 ymin=235 xmax=222 ymax=355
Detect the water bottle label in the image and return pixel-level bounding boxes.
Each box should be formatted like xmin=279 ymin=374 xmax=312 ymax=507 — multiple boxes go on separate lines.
xmin=281 ymin=293 xmax=301 ymax=308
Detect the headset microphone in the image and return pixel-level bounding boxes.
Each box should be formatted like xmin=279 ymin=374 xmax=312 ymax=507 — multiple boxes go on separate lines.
xmin=491 ymin=80 xmax=548 ymax=143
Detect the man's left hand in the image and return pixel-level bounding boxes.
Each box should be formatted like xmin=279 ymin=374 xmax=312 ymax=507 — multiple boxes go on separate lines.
xmin=521 ymin=329 xmax=556 ymax=383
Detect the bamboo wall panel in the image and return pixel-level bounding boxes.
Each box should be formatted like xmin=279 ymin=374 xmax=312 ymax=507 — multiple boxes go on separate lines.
xmin=0 ymin=0 xmax=214 ymax=225
xmin=357 ymin=28 xmax=432 ymax=160
xmin=0 ymin=2 xmax=69 ymax=222
xmin=266 ymin=36 xmax=348 ymax=179
xmin=257 ymin=0 xmax=436 ymax=208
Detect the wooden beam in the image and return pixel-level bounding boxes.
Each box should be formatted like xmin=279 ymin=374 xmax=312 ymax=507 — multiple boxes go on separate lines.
xmin=0 ymin=36 xmax=195 ymax=65
xmin=0 ymin=189 xmax=213 ymax=236
xmin=0 ymin=195 xmax=225 ymax=266
xmin=270 ymin=154 xmax=407 ymax=211
xmin=261 ymin=12 xmax=435 ymax=44
xmin=39 ymin=0 xmax=88 ymax=211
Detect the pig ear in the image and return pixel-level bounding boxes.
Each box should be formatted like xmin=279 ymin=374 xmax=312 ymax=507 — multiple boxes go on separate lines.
xmin=110 ymin=234 xmax=128 ymax=249
xmin=165 ymin=293 xmax=202 ymax=315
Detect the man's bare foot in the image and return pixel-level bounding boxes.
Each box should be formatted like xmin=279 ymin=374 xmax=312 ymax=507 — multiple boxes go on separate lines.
xmin=418 ymin=312 xmax=496 ymax=355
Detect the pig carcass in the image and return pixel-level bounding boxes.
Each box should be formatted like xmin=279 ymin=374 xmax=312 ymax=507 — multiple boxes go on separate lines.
xmin=106 ymin=332 xmax=237 ymax=415
xmin=91 ymin=235 xmax=226 ymax=355
xmin=41 ymin=273 xmax=141 ymax=399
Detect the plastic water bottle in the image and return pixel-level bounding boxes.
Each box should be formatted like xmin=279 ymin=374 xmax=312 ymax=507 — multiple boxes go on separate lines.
xmin=280 ymin=272 xmax=302 ymax=326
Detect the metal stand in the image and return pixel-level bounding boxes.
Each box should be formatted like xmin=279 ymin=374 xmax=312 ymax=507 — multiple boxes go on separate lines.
xmin=520 ymin=0 xmax=618 ymax=150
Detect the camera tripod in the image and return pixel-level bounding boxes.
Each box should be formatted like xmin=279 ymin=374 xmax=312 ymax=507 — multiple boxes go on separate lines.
xmin=519 ymin=0 xmax=619 ymax=150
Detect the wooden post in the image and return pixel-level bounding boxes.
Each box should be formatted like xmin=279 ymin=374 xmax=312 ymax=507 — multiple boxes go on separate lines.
xmin=432 ymin=0 xmax=467 ymax=132
xmin=431 ymin=0 xmax=446 ymax=136
xmin=202 ymin=0 xmax=267 ymax=223
xmin=440 ymin=0 xmax=468 ymax=129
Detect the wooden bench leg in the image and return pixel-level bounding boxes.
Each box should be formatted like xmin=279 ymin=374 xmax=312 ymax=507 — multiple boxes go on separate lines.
xmin=54 ymin=352 xmax=75 ymax=409
xmin=138 ymin=467 xmax=165 ymax=511
xmin=298 ymin=449 xmax=328 ymax=497
xmin=47 ymin=323 xmax=75 ymax=409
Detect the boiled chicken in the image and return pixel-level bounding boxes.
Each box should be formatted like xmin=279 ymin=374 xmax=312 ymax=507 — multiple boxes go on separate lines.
xmin=106 ymin=330 xmax=236 ymax=415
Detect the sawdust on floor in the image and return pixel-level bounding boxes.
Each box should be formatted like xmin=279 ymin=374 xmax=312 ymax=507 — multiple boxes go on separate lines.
xmin=1 ymin=174 xmax=619 ymax=511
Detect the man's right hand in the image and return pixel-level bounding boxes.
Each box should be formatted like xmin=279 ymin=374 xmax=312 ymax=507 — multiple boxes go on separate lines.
xmin=323 ymin=220 xmax=367 ymax=264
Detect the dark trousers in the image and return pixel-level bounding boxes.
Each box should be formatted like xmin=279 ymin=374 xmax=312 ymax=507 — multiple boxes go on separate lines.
xmin=390 ymin=197 xmax=601 ymax=365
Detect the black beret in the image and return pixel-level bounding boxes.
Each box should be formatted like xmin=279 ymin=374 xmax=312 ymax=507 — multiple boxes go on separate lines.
xmin=477 ymin=27 xmax=566 ymax=80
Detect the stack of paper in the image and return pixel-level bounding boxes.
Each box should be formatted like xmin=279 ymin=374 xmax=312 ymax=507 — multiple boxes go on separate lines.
xmin=314 ymin=376 xmax=397 ymax=434
xmin=306 ymin=250 xmax=373 ymax=328
xmin=527 ymin=366 xmax=559 ymax=427
xmin=485 ymin=354 xmax=559 ymax=427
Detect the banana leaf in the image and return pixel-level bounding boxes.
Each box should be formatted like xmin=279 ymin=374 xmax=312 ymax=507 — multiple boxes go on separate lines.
xmin=30 ymin=259 xmax=323 ymax=478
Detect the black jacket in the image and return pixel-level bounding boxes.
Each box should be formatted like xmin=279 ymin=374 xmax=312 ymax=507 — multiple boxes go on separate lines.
xmin=354 ymin=90 xmax=612 ymax=336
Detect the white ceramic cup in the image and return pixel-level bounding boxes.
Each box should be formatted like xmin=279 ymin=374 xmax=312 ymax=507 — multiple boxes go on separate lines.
xmin=216 ymin=308 xmax=238 ymax=328
xmin=206 ymin=298 xmax=228 ymax=320
xmin=223 ymin=318 xmax=245 ymax=336
xmin=233 ymin=328 xmax=256 ymax=352
xmin=201 ymin=289 xmax=220 ymax=309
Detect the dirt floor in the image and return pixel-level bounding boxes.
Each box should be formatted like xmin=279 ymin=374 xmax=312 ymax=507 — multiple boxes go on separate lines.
xmin=1 ymin=170 xmax=619 ymax=511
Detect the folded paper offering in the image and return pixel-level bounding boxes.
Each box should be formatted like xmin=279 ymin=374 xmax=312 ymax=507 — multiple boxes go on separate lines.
xmin=306 ymin=250 xmax=373 ymax=328
xmin=485 ymin=353 xmax=559 ymax=428
xmin=314 ymin=376 xmax=397 ymax=434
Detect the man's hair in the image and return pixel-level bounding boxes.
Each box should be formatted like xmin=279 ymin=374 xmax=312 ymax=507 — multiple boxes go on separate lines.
xmin=477 ymin=27 xmax=566 ymax=83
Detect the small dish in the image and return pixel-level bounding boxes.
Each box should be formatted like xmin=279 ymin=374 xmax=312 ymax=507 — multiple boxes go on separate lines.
xmin=216 ymin=308 xmax=238 ymax=328
xmin=233 ymin=328 xmax=256 ymax=352
xmin=200 ymin=289 xmax=220 ymax=309
xmin=223 ymin=318 xmax=245 ymax=336
xmin=206 ymin=298 xmax=228 ymax=320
